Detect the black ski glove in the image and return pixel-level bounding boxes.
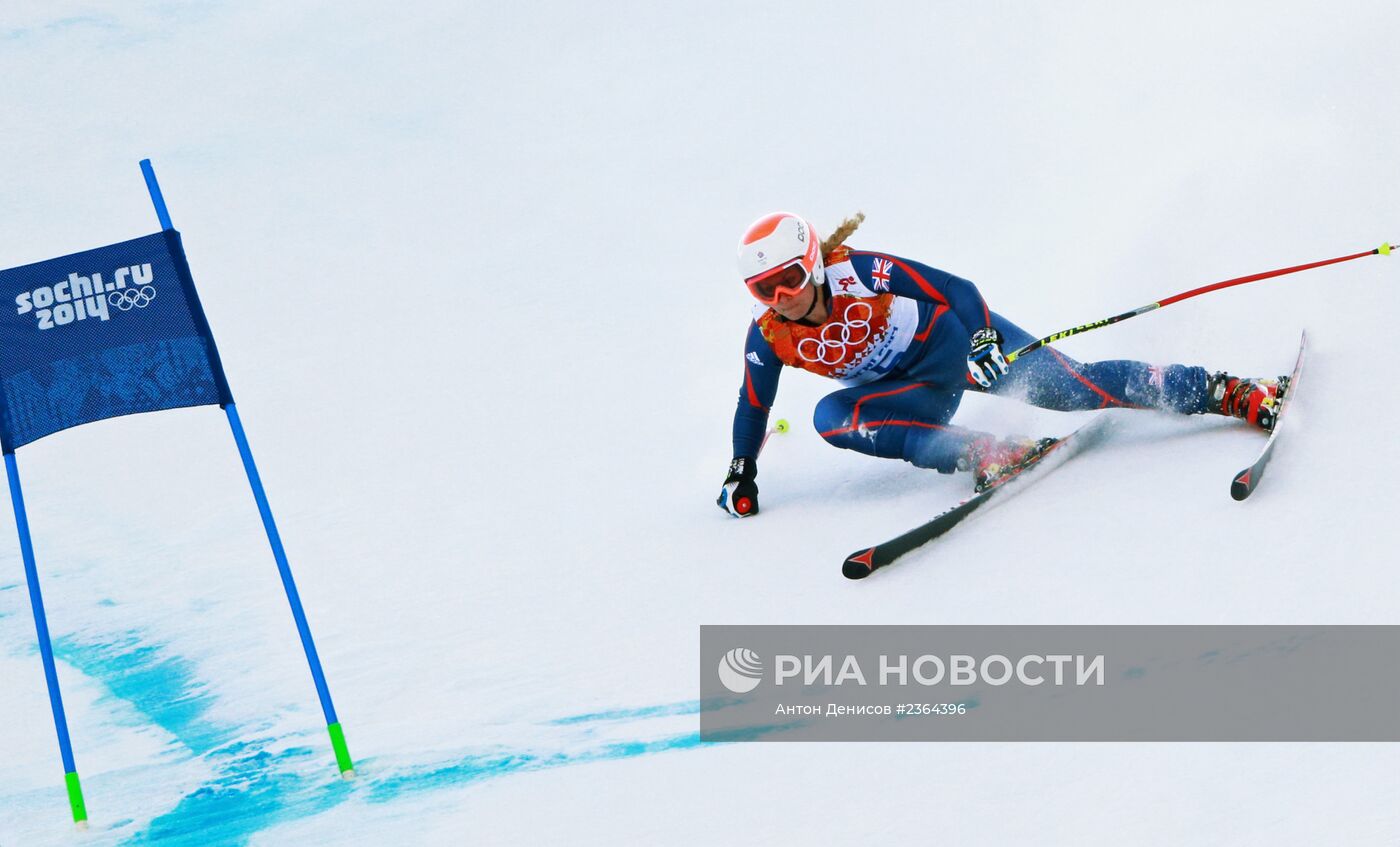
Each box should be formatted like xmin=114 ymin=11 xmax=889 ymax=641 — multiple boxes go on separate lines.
xmin=717 ymin=457 xmax=759 ymax=518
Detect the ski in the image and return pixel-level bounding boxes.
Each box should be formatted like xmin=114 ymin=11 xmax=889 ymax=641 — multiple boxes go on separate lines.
xmin=1230 ymin=330 xmax=1307 ymax=501
xmin=842 ymin=414 xmax=1114 ymax=580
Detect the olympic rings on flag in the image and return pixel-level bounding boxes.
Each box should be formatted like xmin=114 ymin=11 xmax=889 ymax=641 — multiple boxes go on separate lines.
xmin=797 ymin=301 xmax=874 ymax=365
xmin=108 ymin=286 xmax=157 ymax=311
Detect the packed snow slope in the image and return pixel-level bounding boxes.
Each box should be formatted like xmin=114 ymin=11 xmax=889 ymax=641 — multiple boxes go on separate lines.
xmin=1 ymin=1 xmax=1397 ymax=844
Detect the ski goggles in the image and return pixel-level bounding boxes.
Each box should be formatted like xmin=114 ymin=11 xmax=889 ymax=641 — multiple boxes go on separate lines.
xmin=745 ymin=261 xmax=812 ymax=306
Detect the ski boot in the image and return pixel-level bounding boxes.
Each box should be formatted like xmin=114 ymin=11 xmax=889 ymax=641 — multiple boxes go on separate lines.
xmin=959 ymin=435 xmax=1061 ymax=493
xmin=1205 ymin=373 xmax=1290 ymax=432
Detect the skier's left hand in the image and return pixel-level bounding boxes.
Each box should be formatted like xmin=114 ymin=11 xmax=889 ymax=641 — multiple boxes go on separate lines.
xmin=967 ymin=326 xmax=1010 ymax=388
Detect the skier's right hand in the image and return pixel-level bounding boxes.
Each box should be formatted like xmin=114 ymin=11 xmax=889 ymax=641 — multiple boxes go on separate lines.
xmin=717 ymin=457 xmax=759 ymax=517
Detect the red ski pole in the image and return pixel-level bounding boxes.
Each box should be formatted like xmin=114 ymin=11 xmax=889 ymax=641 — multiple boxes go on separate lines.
xmin=1005 ymin=241 xmax=1394 ymax=364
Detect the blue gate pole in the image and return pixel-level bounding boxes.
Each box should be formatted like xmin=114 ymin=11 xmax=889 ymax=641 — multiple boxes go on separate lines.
xmin=5 ymin=453 xmax=89 ymax=824
xmin=139 ymin=159 xmax=354 ymax=777
xmin=139 ymin=159 xmax=173 ymax=230
xmin=224 ymin=405 xmax=353 ymax=776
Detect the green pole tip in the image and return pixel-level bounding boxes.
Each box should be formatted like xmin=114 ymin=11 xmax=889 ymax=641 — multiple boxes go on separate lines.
xmin=341 ymin=768 xmax=358 ymax=781
xmin=65 ymin=771 xmax=88 ymax=823
xmin=327 ymin=722 xmax=354 ymax=774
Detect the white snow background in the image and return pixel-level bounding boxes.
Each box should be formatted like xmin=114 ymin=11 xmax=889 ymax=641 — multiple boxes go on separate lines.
xmin=1 ymin=1 xmax=1397 ymax=844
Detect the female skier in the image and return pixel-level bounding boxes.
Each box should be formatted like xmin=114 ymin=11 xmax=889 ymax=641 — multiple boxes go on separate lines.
xmin=717 ymin=211 xmax=1285 ymax=518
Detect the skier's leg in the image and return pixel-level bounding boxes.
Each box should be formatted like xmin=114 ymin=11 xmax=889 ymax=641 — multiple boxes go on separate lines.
xmin=813 ymin=380 xmax=979 ymax=472
xmin=987 ymin=313 xmax=1211 ymax=413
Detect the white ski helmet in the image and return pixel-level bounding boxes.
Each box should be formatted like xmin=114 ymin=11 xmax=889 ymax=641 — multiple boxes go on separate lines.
xmin=736 ymin=212 xmax=823 ymax=305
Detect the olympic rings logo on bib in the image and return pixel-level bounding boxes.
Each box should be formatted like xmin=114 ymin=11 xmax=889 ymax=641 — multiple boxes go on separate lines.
xmin=797 ymin=301 xmax=873 ymax=366
xmin=108 ymin=286 xmax=157 ymax=311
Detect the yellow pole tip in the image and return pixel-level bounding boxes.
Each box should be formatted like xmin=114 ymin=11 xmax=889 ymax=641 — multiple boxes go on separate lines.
xmin=1380 ymin=242 xmax=1391 ymax=256
xmin=775 ymin=419 xmax=790 ymax=433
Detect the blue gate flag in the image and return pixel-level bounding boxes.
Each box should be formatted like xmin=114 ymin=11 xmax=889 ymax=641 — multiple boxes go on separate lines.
xmin=0 ymin=230 xmax=233 ymax=451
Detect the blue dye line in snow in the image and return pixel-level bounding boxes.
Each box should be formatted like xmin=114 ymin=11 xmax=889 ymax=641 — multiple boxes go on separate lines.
xmin=0 ymin=581 xmax=16 ymax=618
xmin=118 ymin=725 xmax=786 ymax=845
xmin=121 ymin=745 xmax=354 ymax=847
xmin=360 ymin=723 xmax=790 ymax=806
xmin=549 ymin=699 xmax=701 ymax=724
xmin=548 ymin=696 xmax=744 ymax=725
xmin=15 ymin=626 xmax=789 ymax=844
xmin=362 ymin=735 xmax=709 ymax=804
xmin=54 ymin=632 xmax=237 ymax=757
xmin=41 ymin=630 xmax=333 ymax=846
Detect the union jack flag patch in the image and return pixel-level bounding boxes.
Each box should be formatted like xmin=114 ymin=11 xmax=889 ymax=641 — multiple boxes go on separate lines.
xmin=870 ymin=258 xmax=893 ymax=292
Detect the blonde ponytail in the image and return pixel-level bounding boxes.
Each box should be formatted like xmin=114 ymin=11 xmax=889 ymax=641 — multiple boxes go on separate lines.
xmin=821 ymin=211 xmax=865 ymax=255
